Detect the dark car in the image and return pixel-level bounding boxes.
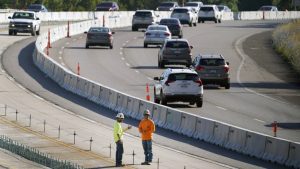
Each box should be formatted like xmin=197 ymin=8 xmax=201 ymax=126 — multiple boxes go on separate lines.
xmin=192 ymin=54 xmax=230 ymax=89
xmin=96 ymin=2 xmax=119 ymax=11
xmin=158 ymin=39 xmax=193 ymax=68
xmin=157 ymin=2 xmax=178 ymax=11
xmin=27 ymin=4 xmax=48 ymax=12
xmin=159 ymin=18 xmax=183 ymax=38
xmin=85 ymin=27 xmax=115 ymax=49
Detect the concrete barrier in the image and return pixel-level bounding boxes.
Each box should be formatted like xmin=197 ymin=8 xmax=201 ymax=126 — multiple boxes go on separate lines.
xmin=178 ymin=113 xmax=197 ymax=137
xmin=107 ymin=90 xmax=118 ymax=110
xmin=128 ymin=98 xmax=141 ymax=119
xmin=242 ymin=131 xmax=266 ymax=159
xmin=163 ymin=109 xmax=182 ymax=132
xmin=136 ymin=100 xmax=154 ymax=120
xmin=262 ymin=137 xmax=290 ymax=165
xmin=285 ymin=142 xmax=300 ymax=168
xmin=224 ymin=126 xmax=247 ymax=153
xmin=152 ymin=105 xmax=167 ymax=127
xmin=193 ymin=118 xmax=215 ymax=142
xmin=210 ymin=122 xmax=230 ymax=146
xmin=88 ymin=84 xmax=101 ymax=102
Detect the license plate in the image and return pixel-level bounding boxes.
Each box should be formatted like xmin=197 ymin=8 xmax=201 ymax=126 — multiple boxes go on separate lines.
xmin=181 ymin=85 xmax=188 ymax=88
xmin=210 ymin=70 xmax=217 ymax=73
xmin=174 ymin=51 xmax=181 ymax=54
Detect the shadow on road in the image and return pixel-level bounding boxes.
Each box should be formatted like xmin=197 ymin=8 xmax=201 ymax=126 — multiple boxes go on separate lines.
xmin=265 ymin=123 xmax=300 ymax=130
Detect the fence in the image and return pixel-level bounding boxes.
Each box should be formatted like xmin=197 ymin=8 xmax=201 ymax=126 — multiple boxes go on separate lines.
xmin=0 ymin=135 xmax=82 ymax=169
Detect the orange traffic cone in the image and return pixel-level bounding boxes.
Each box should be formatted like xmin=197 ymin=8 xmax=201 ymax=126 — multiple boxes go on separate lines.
xmin=77 ymin=62 xmax=80 ymax=75
xmin=146 ymin=83 xmax=150 ymax=101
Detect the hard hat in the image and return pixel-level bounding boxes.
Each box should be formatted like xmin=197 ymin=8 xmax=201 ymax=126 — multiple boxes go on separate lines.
xmin=144 ymin=109 xmax=150 ymax=116
xmin=116 ymin=113 xmax=125 ymax=119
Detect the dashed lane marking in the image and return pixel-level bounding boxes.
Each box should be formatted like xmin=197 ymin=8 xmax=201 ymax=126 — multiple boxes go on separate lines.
xmin=120 ymin=52 xmax=123 ymax=55
xmin=59 ymin=57 xmax=62 ymax=60
xmin=254 ymin=118 xmax=266 ymax=123
xmin=147 ymin=77 xmax=153 ymax=81
xmin=125 ymin=63 xmax=130 ymax=67
xmin=121 ymin=57 xmax=125 ymax=60
xmin=216 ymin=106 xmax=227 ymax=111
xmin=59 ymin=51 xmax=63 ymax=55
xmin=135 ymin=70 xmax=139 ymax=73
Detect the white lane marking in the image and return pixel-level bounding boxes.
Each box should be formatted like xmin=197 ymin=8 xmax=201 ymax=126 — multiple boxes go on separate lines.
xmin=120 ymin=52 xmax=123 ymax=55
xmin=254 ymin=118 xmax=266 ymax=123
xmin=121 ymin=57 xmax=125 ymax=60
xmin=235 ymin=34 xmax=288 ymax=105
xmin=135 ymin=70 xmax=140 ymax=73
xmin=59 ymin=51 xmax=63 ymax=55
xmin=120 ymin=47 xmax=123 ymax=50
xmin=59 ymin=57 xmax=62 ymax=60
xmin=216 ymin=106 xmax=227 ymax=111
xmin=123 ymin=43 xmax=126 ymax=46
xmin=126 ymin=63 xmax=130 ymax=67
xmin=147 ymin=77 xmax=153 ymax=81
xmin=61 ymin=46 xmax=65 ymax=49
xmin=126 ymin=40 xmax=129 ymax=43
xmin=134 ymin=37 xmax=137 ymax=40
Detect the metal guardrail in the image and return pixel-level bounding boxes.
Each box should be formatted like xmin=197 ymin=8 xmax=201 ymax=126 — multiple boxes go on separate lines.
xmin=0 ymin=135 xmax=83 ymax=169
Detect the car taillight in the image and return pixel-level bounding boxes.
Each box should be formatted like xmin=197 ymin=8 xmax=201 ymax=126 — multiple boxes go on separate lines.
xmin=224 ymin=66 xmax=229 ymax=73
xmin=164 ymin=32 xmax=170 ymax=36
xmin=165 ymin=80 xmax=175 ymax=86
xmin=194 ymin=79 xmax=203 ymax=86
xmin=196 ymin=66 xmax=205 ymax=71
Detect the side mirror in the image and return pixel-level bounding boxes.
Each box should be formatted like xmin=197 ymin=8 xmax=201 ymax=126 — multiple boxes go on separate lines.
xmin=154 ymin=77 xmax=159 ymax=81
xmin=190 ymin=45 xmax=193 ymax=49
xmin=142 ymin=30 xmax=146 ymax=32
xmin=8 ymin=16 xmax=11 ymax=19
xmin=226 ymin=62 xmax=229 ymax=65
xmin=84 ymin=31 xmax=88 ymax=34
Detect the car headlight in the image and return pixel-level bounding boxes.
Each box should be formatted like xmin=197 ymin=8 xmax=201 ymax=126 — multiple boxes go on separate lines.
xmin=9 ymin=22 xmax=15 ymax=27
xmin=27 ymin=24 xmax=31 ymax=28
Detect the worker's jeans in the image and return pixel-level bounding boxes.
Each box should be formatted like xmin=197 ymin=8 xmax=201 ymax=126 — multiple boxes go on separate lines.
xmin=116 ymin=141 xmax=124 ymax=166
xmin=142 ymin=140 xmax=153 ymax=162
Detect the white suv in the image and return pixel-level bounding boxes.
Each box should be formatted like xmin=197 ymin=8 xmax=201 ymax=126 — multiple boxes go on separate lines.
xmin=153 ymin=68 xmax=203 ymax=107
xmin=171 ymin=7 xmax=198 ymax=27
xmin=198 ymin=5 xmax=222 ymax=23
xmin=132 ymin=10 xmax=158 ymax=31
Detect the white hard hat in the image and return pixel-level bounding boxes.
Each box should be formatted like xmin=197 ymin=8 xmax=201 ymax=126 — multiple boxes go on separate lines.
xmin=116 ymin=113 xmax=125 ymax=119
xmin=144 ymin=109 xmax=150 ymax=116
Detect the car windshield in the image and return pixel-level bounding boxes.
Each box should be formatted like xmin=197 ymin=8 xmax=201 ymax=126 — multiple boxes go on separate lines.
xmin=166 ymin=41 xmax=189 ymax=48
xmin=200 ymin=59 xmax=225 ymax=66
xmin=98 ymin=2 xmax=113 ymax=7
xmin=89 ymin=27 xmax=109 ymax=33
xmin=168 ymin=73 xmax=198 ymax=81
xmin=200 ymin=7 xmax=213 ymax=11
xmin=135 ymin=12 xmax=152 ymax=17
xmin=12 ymin=12 xmax=34 ymax=19
xmin=148 ymin=26 xmax=167 ymax=31
xmin=173 ymin=8 xmax=189 ymax=13
xmin=185 ymin=3 xmax=198 ymax=7
xmin=159 ymin=3 xmax=174 ymax=7
xmin=218 ymin=6 xmax=224 ymax=11
xmin=160 ymin=19 xmax=179 ymax=24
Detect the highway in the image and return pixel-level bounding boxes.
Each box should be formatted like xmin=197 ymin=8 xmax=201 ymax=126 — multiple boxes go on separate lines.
xmin=1 ymin=20 xmax=294 ymax=168
xmin=47 ymin=20 xmax=300 ymax=142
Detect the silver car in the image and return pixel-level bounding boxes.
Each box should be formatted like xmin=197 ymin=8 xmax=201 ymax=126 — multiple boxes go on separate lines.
xmin=144 ymin=25 xmax=171 ymax=48
xmin=85 ymin=27 xmax=114 ymax=49
xmin=158 ymin=39 xmax=193 ymax=68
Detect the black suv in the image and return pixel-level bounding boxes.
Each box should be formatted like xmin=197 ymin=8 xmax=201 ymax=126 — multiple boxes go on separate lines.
xmin=159 ymin=18 xmax=183 ymax=38
xmin=192 ymin=54 xmax=230 ymax=89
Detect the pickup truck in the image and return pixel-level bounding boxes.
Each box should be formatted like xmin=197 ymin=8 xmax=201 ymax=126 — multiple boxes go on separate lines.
xmin=8 ymin=11 xmax=41 ymax=36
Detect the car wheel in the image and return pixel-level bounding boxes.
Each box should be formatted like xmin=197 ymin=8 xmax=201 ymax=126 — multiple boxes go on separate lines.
xmin=160 ymin=92 xmax=167 ymax=105
xmin=202 ymin=20 xmax=205 ymax=23
xmin=85 ymin=44 xmax=89 ymax=49
xmin=154 ymin=89 xmax=160 ymax=104
xmin=8 ymin=30 xmax=13 ymax=35
xmin=31 ymin=30 xmax=36 ymax=36
xmin=218 ymin=19 xmax=222 ymax=23
xmin=13 ymin=30 xmax=17 ymax=35
xmin=214 ymin=19 xmax=218 ymax=23
xmin=196 ymin=99 xmax=203 ymax=108
xmin=198 ymin=19 xmax=200 ymax=23
xmin=193 ymin=21 xmax=197 ymax=26
xmin=110 ymin=45 xmax=113 ymax=49
xmin=36 ymin=29 xmax=40 ymax=35
xmin=144 ymin=43 xmax=148 ymax=48
xmin=189 ymin=102 xmax=195 ymax=105
xmin=189 ymin=22 xmax=192 ymax=27
xmin=225 ymin=83 xmax=230 ymax=89
xmin=179 ymin=34 xmax=182 ymax=38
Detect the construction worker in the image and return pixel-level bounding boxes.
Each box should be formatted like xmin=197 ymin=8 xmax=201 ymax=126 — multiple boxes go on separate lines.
xmin=138 ymin=109 xmax=155 ymax=165
xmin=114 ymin=113 xmax=132 ymax=167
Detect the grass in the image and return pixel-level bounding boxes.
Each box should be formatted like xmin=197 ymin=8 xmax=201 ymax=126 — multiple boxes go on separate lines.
xmin=272 ymin=20 xmax=300 ymax=75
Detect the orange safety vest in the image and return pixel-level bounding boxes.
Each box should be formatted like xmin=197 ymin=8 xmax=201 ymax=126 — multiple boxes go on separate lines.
xmin=138 ymin=118 xmax=155 ymax=140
